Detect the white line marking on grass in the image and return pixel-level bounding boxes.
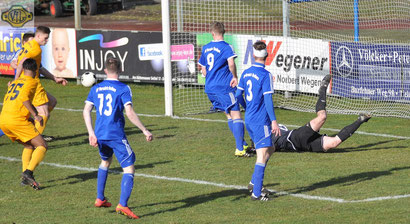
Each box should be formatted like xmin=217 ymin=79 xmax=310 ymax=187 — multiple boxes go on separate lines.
xmin=1 ymin=156 xmax=409 ymax=203
xmin=172 ymin=116 xmax=410 ymax=140
xmin=51 ymin=106 xmax=410 ymax=140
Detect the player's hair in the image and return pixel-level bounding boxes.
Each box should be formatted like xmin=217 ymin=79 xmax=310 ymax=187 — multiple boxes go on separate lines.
xmin=253 ymin=41 xmax=267 ymax=51
xmin=36 ymin=26 xmax=51 ymax=35
xmin=23 ymin=58 xmax=37 ymax=72
xmin=210 ymin=22 xmax=225 ymax=35
xmin=22 ymin=33 xmax=34 ymax=43
xmin=105 ymin=57 xmax=121 ymax=74
xmin=253 ymin=41 xmax=268 ymax=60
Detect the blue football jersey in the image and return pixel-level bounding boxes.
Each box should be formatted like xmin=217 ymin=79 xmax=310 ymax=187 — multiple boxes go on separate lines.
xmin=198 ymin=40 xmax=237 ymax=93
xmin=85 ymin=79 xmax=133 ymax=140
xmin=237 ymin=62 xmax=274 ymax=125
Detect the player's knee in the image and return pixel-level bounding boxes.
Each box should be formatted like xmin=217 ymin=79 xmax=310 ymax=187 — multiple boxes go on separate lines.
xmin=123 ymin=165 xmax=135 ymax=174
xmin=229 ymin=110 xmax=241 ymax=120
xmin=317 ymin=111 xmax=327 ymax=122
xmin=36 ymin=104 xmax=50 ymax=117
xmin=100 ymin=159 xmax=111 ymax=168
xmin=322 ymin=137 xmax=341 ymax=152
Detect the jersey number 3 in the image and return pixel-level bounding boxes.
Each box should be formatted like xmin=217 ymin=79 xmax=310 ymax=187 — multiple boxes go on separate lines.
xmin=246 ymin=80 xmax=253 ymax=101
xmin=97 ymin=93 xmax=113 ymax=116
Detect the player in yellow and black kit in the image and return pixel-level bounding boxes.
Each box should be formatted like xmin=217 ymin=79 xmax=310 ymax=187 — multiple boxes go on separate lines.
xmin=0 ymin=59 xmax=48 ymax=190
xmin=15 ymin=26 xmax=67 ymax=139
xmin=14 ymin=26 xmax=67 ymax=178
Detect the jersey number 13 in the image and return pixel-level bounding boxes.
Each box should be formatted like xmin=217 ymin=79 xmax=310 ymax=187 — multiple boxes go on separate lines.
xmin=97 ymin=93 xmax=113 ymax=116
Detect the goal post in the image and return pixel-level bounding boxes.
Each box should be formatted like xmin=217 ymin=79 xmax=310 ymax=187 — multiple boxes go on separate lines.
xmin=165 ymin=0 xmax=410 ymax=118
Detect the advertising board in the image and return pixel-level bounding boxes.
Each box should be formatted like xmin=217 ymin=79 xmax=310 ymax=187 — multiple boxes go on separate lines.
xmin=331 ymin=42 xmax=410 ymax=101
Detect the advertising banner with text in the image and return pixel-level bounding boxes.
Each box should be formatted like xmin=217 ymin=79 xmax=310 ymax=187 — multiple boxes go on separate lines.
xmin=331 ymin=42 xmax=410 ymax=101
xmin=196 ymin=34 xmax=331 ymax=93
xmin=77 ymin=30 xmax=164 ymax=82
xmin=238 ymin=36 xmax=331 ymax=94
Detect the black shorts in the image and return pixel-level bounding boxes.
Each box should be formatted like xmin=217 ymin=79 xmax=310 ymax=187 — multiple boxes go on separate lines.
xmin=289 ymin=123 xmax=324 ymax=152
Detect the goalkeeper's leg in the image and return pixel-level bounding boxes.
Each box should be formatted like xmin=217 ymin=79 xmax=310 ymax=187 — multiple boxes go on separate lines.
xmin=322 ymin=113 xmax=372 ymax=152
xmin=309 ymin=75 xmax=331 ymax=132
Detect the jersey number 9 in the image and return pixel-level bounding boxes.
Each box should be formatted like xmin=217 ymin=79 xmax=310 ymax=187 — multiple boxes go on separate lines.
xmin=207 ymin=53 xmax=214 ymax=71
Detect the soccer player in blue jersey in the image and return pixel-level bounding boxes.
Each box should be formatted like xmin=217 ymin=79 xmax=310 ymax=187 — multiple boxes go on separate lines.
xmin=83 ymin=57 xmax=153 ymax=219
xmin=198 ymin=22 xmax=250 ymax=157
xmin=236 ymin=41 xmax=280 ymax=201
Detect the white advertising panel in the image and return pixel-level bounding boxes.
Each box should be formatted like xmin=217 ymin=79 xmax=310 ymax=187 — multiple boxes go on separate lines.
xmin=237 ymin=35 xmax=330 ymax=93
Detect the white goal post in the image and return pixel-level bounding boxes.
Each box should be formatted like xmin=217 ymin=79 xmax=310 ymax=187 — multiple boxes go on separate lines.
xmin=163 ymin=0 xmax=410 ymax=118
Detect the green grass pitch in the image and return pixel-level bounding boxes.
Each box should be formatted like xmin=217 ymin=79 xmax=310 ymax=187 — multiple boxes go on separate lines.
xmin=0 ymin=76 xmax=409 ymax=223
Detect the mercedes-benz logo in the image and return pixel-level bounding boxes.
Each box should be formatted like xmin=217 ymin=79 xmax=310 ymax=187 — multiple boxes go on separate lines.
xmin=335 ymin=46 xmax=354 ymax=77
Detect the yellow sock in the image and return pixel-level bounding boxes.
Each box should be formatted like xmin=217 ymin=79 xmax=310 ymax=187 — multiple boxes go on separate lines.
xmin=35 ymin=115 xmax=48 ymax=134
xmin=22 ymin=148 xmax=34 ymax=172
xmin=27 ymin=146 xmax=47 ymax=171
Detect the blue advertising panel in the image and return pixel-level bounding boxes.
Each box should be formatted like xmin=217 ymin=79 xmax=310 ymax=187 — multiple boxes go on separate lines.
xmin=0 ymin=28 xmax=35 ymax=75
xmin=331 ymin=42 xmax=410 ymax=101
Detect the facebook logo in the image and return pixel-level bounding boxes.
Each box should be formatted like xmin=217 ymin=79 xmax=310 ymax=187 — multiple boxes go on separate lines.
xmin=140 ymin=47 xmax=146 ymax=57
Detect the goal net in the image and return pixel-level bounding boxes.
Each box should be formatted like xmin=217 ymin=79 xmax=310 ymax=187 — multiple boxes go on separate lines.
xmin=169 ymin=0 xmax=410 ymax=118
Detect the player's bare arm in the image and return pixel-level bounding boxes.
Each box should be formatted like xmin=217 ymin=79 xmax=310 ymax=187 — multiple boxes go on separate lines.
xmin=201 ymin=66 xmax=207 ymax=77
xmin=10 ymin=59 xmax=18 ymax=70
xmin=22 ymin=100 xmax=43 ymax=127
xmin=124 ymin=104 xmax=153 ymax=142
xmin=228 ymin=58 xmax=238 ymax=87
xmin=39 ymin=67 xmax=68 ymax=86
xmin=14 ymin=56 xmax=28 ymax=80
xmin=83 ymin=102 xmax=98 ymax=147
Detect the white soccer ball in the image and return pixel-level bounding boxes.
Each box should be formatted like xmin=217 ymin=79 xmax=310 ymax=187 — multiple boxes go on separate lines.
xmin=81 ymin=71 xmax=96 ymax=87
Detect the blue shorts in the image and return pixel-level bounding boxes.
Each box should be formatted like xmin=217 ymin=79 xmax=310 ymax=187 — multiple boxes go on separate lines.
xmin=207 ymin=92 xmax=240 ymax=113
xmin=98 ymin=138 xmax=136 ymax=168
xmin=246 ymin=124 xmax=273 ymax=149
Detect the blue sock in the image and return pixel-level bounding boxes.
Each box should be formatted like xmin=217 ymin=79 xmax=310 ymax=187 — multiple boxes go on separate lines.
xmin=252 ymin=163 xmax=266 ymax=197
xmin=232 ymin=119 xmax=245 ymax=151
xmin=97 ymin=166 xmax=108 ymax=200
xmin=228 ymin=119 xmax=248 ymax=147
xmin=119 ymin=173 xmax=134 ymax=207
xmin=228 ymin=119 xmax=234 ymax=133
xmin=0 ymin=129 xmax=4 ymax=137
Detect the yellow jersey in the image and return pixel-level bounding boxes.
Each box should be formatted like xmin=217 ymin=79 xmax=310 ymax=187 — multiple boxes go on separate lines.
xmin=17 ymin=39 xmax=42 ymax=79
xmin=0 ymin=75 xmax=38 ymax=122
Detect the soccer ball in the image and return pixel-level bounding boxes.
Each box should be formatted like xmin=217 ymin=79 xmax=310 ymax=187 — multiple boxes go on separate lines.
xmin=81 ymin=71 xmax=96 ymax=87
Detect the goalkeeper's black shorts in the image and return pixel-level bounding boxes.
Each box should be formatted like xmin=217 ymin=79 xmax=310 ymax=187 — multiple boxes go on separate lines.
xmin=289 ymin=122 xmax=325 ymax=152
